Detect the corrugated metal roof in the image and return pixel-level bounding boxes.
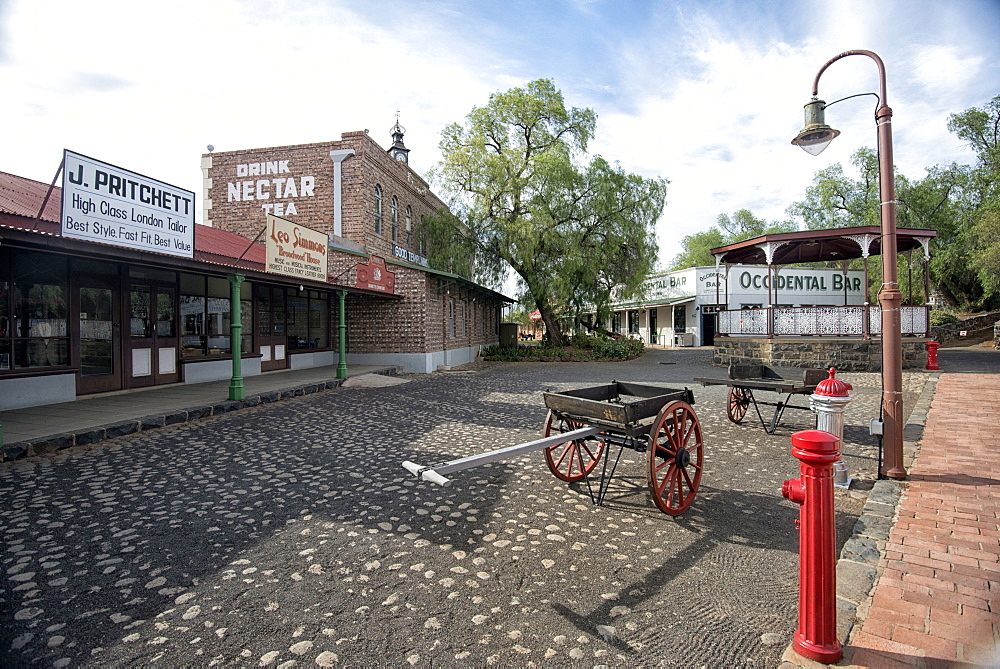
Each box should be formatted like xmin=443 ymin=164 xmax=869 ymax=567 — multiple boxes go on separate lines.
xmin=0 ymin=170 xmax=62 ymax=222
xmin=195 ymin=224 xmax=266 ymax=263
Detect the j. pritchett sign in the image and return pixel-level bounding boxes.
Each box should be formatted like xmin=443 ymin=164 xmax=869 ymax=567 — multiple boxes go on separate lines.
xmin=60 ymin=150 xmax=195 ymax=258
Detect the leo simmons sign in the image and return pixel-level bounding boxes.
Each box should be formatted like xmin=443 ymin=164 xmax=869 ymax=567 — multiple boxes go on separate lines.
xmin=265 ymin=214 xmax=328 ymax=281
xmin=60 ymin=150 xmax=195 ymax=258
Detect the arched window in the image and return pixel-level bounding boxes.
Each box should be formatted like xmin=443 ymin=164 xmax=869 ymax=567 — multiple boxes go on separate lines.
xmin=373 ymin=185 xmax=383 ymax=235
xmin=391 ymin=196 xmax=399 ymax=242
xmin=405 ymin=206 xmax=413 ymax=247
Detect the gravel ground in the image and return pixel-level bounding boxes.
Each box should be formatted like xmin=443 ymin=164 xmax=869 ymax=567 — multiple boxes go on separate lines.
xmin=0 ymin=349 xmax=929 ymax=667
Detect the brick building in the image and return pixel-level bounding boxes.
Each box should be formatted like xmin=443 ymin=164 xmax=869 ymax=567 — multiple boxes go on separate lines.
xmin=201 ymin=125 xmax=508 ymax=373
xmin=0 ymin=126 xmax=506 ymax=411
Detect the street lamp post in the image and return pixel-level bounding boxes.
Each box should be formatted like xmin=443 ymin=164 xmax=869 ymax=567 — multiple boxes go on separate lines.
xmin=792 ymin=50 xmax=906 ymax=480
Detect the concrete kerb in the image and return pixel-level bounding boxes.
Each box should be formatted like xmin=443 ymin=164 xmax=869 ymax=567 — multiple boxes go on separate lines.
xmin=0 ymin=367 xmax=401 ymax=463
xmin=780 ymin=371 xmax=940 ymax=667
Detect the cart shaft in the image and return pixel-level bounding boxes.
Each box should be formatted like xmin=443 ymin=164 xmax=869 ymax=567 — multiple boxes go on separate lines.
xmin=402 ymin=426 xmax=602 ymax=487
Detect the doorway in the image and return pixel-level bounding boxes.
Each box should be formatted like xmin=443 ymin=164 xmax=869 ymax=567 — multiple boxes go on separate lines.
xmin=73 ymin=269 xmax=122 ymax=394
xmin=701 ymin=312 xmax=717 ymax=347
xmin=128 ymin=275 xmax=180 ymax=387
xmin=255 ymin=285 xmax=288 ymax=372
xmin=649 ymin=308 xmax=658 ymax=344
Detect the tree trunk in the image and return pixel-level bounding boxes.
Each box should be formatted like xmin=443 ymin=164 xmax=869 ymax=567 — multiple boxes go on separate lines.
xmin=537 ymin=304 xmax=564 ymax=346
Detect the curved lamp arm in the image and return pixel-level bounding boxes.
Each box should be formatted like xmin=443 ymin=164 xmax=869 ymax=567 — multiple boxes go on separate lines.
xmin=812 ymin=49 xmax=888 ymax=108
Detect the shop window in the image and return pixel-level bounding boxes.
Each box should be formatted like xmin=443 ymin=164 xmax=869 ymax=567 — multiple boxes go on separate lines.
xmin=180 ymin=295 xmax=207 ymax=357
xmin=391 ymin=196 xmax=399 ymax=242
xmin=6 ymin=251 xmax=70 ymax=369
xmin=0 ymin=254 xmax=10 ymax=371
xmin=179 ymin=274 xmax=251 ymax=358
xmin=309 ymin=296 xmax=329 ymax=349
xmin=374 ymin=185 xmax=383 ymax=235
xmin=406 ymin=206 xmax=413 ymax=247
xmin=673 ymin=305 xmax=686 ymax=331
xmin=240 ymin=298 xmax=253 ymax=353
xmin=287 ymin=290 xmax=308 ymax=348
xmin=628 ymin=310 xmax=640 ymax=335
xmin=286 ymin=288 xmax=330 ymax=350
xmin=79 ymin=287 xmax=114 ymax=376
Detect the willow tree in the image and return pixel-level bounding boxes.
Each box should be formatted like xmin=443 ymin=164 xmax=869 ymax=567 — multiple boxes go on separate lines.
xmin=430 ymin=79 xmax=667 ymax=345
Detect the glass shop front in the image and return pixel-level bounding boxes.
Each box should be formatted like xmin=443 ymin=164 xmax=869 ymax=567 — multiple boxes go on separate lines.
xmin=0 ymin=245 xmax=336 ymax=396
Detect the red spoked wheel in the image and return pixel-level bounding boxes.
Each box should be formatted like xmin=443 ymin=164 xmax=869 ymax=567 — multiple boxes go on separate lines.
xmin=647 ymin=401 xmax=704 ymax=516
xmin=542 ymin=411 xmax=606 ymax=482
xmin=727 ymin=387 xmax=751 ymax=424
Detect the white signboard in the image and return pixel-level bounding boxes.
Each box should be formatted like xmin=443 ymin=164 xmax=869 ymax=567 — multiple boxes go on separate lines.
xmin=265 ymin=214 xmax=328 ymax=281
xmin=60 ymin=150 xmax=195 ymax=258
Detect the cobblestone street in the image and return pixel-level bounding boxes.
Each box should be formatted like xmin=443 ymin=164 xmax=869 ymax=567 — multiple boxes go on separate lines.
xmin=0 ymin=349 xmax=928 ymax=667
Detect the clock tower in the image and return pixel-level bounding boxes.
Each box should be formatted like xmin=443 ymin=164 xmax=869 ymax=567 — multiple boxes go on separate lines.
xmin=388 ymin=112 xmax=410 ymax=165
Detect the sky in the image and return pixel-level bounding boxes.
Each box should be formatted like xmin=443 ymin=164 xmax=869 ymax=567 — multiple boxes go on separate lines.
xmin=2 ymin=0 xmax=998 ymax=280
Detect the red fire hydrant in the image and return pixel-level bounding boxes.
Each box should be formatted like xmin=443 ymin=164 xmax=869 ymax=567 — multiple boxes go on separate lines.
xmin=782 ymin=429 xmax=842 ymax=664
xmin=925 ymin=340 xmax=940 ymax=370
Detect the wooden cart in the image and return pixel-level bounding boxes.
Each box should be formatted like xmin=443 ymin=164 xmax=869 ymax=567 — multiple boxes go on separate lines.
xmin=694 ymin=364 xmax=826 ymax=434
xmin=403 ymin=381 xmax=704 ymax=516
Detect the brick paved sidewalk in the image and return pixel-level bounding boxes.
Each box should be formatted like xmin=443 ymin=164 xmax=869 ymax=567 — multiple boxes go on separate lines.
xmin=847 ymin=373 xmax=1000 ymax=667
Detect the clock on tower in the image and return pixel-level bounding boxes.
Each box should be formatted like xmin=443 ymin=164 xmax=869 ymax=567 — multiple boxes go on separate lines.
xmin=388 ymin=113 xmax=410 ymax=165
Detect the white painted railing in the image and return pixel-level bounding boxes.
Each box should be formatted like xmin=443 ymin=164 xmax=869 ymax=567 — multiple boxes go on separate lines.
xmin=718 ymin=306 xmax=929 ymax=337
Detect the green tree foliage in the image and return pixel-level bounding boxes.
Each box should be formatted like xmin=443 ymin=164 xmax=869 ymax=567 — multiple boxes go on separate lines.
xmin=947 ymin=95 xmax=1000 ymax=306
xmin=786 ymin=148 xmax=881 ymax=230
xmin=667 ymin=210 xmax=795 ymax=270
xmin=506 ymin=307 xmax=531 ymax=327
xmin=785 ymin=95 xmax=1000 ymax=310
xmin=429 ymin=79 xmax=667 ymax=344
xmin=668 ymin=228 xmax=725 ymax=270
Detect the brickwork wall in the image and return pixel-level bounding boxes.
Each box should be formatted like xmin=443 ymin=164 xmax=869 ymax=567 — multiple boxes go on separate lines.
xmin=202 ymin=133 xmax=500 ymax=360
xmin=712 ymin=338 xmax=929 ymax=372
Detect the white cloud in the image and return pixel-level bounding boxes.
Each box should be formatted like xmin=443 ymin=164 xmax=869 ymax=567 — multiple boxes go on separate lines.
xmin=0 ymin=0 xmax=507 ymax=197
xmin=1 ymin=0 xmax=994 ymax=276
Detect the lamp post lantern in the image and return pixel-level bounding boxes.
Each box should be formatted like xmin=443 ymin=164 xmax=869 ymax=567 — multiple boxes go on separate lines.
xmin=792 ymin=50 xmax=906 ymax=480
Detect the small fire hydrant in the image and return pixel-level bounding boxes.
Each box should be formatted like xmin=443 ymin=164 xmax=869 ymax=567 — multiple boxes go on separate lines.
xmin=926 ymin=340 xmax=940 ymax=370
xmin=782 ymin=429 xmax=842 ymax=664
xmin=810 ymin=367 xmax=853 ymax=488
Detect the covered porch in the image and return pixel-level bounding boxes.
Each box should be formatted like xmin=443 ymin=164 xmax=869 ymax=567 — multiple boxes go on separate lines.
xmin=709 ymin=226 xmax=936 ymax=370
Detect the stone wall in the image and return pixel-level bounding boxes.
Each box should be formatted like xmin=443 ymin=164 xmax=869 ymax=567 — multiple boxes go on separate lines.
xmin=712 ymin=337 xmax=929 ymax=372
xmin=929 ymin=310 xmax=1000 ymax=346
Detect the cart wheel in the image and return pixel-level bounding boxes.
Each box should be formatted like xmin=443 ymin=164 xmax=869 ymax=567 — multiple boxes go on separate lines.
xmin=542 ymin=411 xmax=606 ymax=482
xmin=647 ymin=401 xmax=703 ymax=516
xmin=727 ymin=387 xmax=751 ymax=424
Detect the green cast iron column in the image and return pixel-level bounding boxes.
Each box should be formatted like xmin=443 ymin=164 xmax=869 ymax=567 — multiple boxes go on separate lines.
xmin=337 ymin=289 xmax=348 ymax=379
xmin=228 ymin=273 xmax=246 ymax=400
